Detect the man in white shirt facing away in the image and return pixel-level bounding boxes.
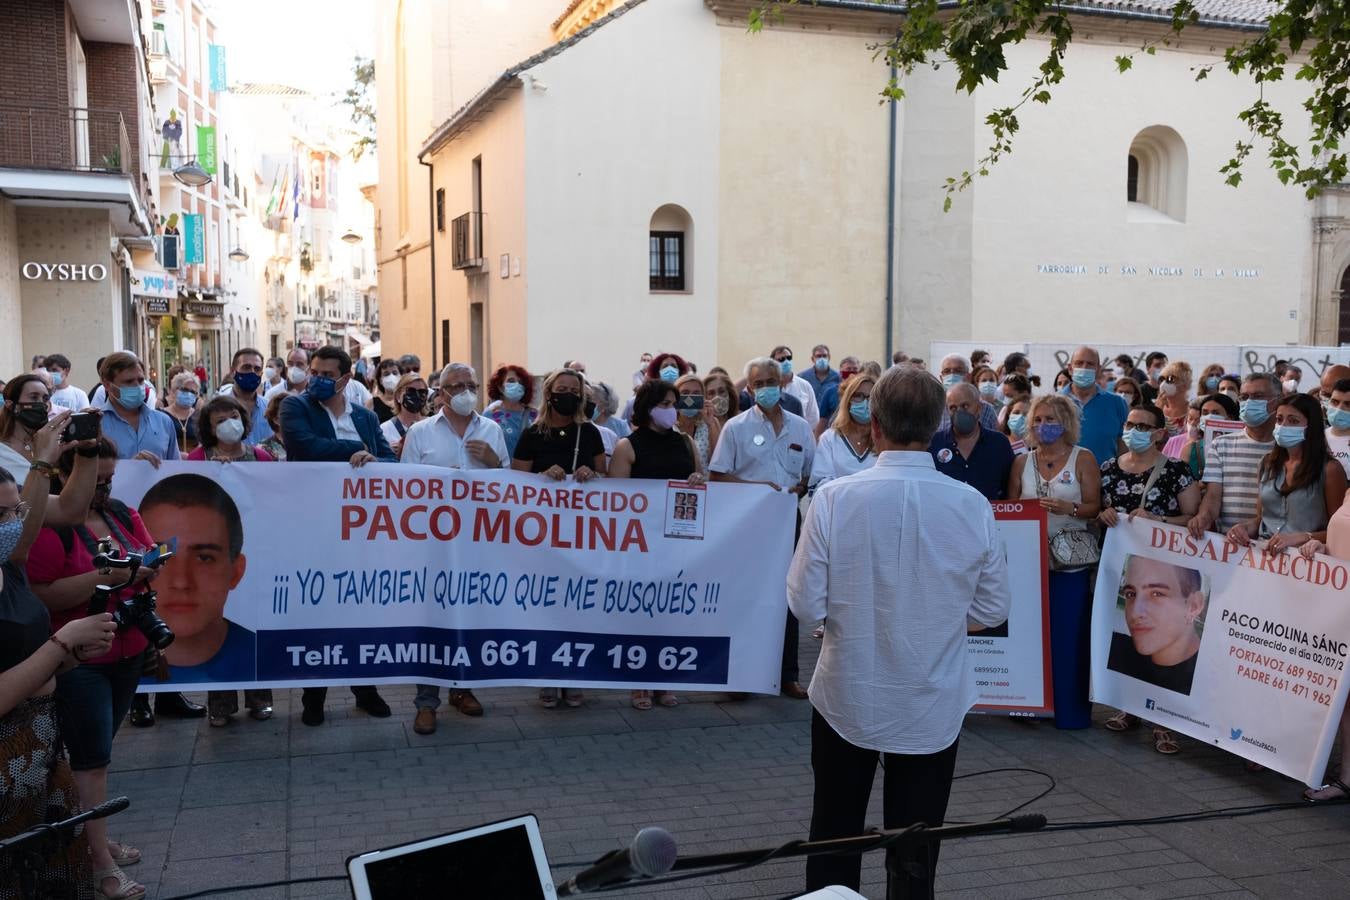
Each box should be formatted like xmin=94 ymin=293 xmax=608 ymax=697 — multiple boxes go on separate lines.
xmin=788 ymin=365 xmax=1010 ymax=897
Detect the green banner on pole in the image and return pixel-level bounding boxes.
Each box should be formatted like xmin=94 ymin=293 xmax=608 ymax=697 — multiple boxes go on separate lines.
xmin=196 ymin=125 xmax=217 ymax=175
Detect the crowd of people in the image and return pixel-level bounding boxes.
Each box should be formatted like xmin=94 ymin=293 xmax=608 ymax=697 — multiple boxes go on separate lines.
xmin=4 ymin=340 xmax=1350 ymax=898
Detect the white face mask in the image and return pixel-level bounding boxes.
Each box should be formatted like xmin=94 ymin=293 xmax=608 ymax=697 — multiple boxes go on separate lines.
xmin=215 ymin=417 xmax=245 ymax=444
xmin=1158 ymin=381 xmax=1178 ymax=397
xmin=286 ymin=366 xmax=307 ymax=385
xmin=381 ymin=374 xmax=400 ymax=392
xmin=264 ymin=367 xmax=277 ymax=381
xmin=450 ymin=391 xmax=477 ymax=416
xmin=1283 ymin=379 xmax=1300 ymax=394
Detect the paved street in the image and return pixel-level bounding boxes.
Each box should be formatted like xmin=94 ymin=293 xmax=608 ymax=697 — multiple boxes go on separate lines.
xmin=110 ymin=636 xmax=1350 ymax=899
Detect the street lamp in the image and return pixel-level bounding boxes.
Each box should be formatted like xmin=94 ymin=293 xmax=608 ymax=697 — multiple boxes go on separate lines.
xmin=228 ymin=246 xmax=249 ymax=262
xmin=340 ymin=229 xmax=362 ymax=244
xmin=172 ymin=160 xmax=213 ymax=187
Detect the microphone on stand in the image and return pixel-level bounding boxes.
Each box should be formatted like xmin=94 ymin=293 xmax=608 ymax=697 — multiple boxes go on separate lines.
xmin=557 ymin=826 xmax=677 ymax=896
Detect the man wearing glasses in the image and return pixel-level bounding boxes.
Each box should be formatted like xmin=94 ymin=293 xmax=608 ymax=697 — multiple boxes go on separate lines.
xmin=398 ymin=362 xmax=508 ymax=734
xmin=1060 ymin=345 xmax=1129 ymax=465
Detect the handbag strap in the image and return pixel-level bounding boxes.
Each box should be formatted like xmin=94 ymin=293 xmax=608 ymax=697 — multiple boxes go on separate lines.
xmin=570 ymin=423 xmax=583 ymax=473
xmin=1134 ymin=454 xmax=1168 ymax=513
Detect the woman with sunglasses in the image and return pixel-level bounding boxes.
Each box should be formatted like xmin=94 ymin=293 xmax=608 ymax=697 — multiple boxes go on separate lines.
xmin=379 ymin=374 xmax=429 ymax=460
xmin=1156 ymin=361 xmax=1194 ymax=438
xmin=672 ymin=374 xmax=719 ymax=471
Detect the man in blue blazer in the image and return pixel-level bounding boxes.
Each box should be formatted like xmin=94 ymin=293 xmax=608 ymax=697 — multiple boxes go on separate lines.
xmin=279 ymin=345 xmax=395 ymax=725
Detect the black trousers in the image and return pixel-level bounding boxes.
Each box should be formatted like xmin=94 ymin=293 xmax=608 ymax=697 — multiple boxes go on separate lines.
xmin=805 ymin=710 xmax=959 ymax=898
xmin=302 ymin=686 xmax=381 ymax=707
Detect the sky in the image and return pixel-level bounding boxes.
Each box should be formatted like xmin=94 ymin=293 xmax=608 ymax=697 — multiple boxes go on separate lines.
xmin=212 ymin=0 xmax=376 ymax=101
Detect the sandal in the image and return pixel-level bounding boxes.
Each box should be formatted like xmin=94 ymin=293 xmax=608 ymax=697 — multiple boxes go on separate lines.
xmin=107 ymin=840 xmax=140 ymax=866
xmin=657 ymin=692 xmax=679 ymax=708
xmin=539 ymin=689 xmax=558 ymax=710
xmin=93 ymin=866 xmax=145 ymax=899
xmin=1303 ymin=779 xmax=1350 ymax=805
xmin=1104 ymin=712 xmax=1139 ymax=732
xmin=631 ymin=691 xmax=653 ymax=711
xmin=1152 ymin=728 xmax=1180 ymax=755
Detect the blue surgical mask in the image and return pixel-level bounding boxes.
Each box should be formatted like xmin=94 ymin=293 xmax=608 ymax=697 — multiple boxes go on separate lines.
xmin=942 ymin=374 xmax=964 ymax=389
xmin=848 ymin=400 xmax=870 ymax=424
xmin=1205 ymin=376 xmax=1221 ymax=391
xmin=52 ymin=371 xmax=64 ymax=387
xmin=1007 ymin=413 xmax=1028 ymax=437
xmin=952 ymin=410 xmax=978 ymax=436
xmin=1034 ymin=422 xmax=1066 ymax=445
xmin=503 ymin=382 xmax=525 ymax=402
xmin=659 ymin=366 xmax=679 ymax=384
xmin=1104 ymin=379 xmax=1117 ymax=393
xmin=117 ymin=384 xmax=145 ymax=410
xmin=978 ymin=381 xmax=998 ymax=399
xmin=0 ymin=519 xmax=23 ymax=565
xmin=307 ymin=375 xmax=338 ymax=402
xmin=1071 ymin=368 xmax=1096 ymax=389
xmin=175 ymin=390 xmax=197 ymax=408
xmin=778 ymin=359 xmax=793 ymax=377
xmin=814 ymin=357 xmax=830 ymax=372
xmin=1239 ymin=398 xmax=1270 ymax=427
xmin=1273 ymin=424 xmax=1306 ymax=448
xmin=1328 ymin=406 xmax=1350 ymax=430
xmin=1122 ymin=428 xmax=1156 ymax=453
xmin=754 ymin=385 xmax=781 ymax=409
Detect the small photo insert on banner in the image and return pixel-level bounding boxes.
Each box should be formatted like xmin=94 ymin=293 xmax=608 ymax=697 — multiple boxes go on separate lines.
xmin=664 ymin=482 xmax=706 ymax=540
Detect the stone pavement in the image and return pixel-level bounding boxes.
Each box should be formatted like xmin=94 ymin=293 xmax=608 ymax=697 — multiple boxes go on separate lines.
xmin=109 ymin=634 xmax=1350 ymax=899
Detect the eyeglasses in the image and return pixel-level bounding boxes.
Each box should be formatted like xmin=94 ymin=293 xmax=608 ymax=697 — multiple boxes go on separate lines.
xmin=0 ymin=501 xmax=31 ymax=524
xmin=441 ymin=382 xmax=479 ymax=396
xmin=1124 ymin=422 xmax=1157 ymax=432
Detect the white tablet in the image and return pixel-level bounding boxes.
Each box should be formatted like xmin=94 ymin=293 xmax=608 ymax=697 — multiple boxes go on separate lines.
xmin=347 ymin=814 xmax=556 ymax=899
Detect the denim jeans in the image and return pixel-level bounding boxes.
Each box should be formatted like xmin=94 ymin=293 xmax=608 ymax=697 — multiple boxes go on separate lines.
xmin=56 ymin=654 xmax=144 ymax=770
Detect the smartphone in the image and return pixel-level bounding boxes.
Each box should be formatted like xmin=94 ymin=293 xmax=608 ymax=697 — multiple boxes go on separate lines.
xmin=62 ymin=412 xmax=100 ymax=442
xmin=141 ymin=538 xmax=177 ymax=567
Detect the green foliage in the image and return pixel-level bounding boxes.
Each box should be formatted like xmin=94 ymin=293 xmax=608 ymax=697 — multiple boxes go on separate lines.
xmin=343 ymin=55 xmax=377 ymax=161
xmin=751 ymin=0 xmax=1350 ymax=206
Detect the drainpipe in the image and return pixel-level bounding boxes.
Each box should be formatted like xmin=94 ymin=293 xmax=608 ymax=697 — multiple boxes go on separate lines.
xmin=419 ymin=156 xmax=438 ymax=369
xmin=884 ymin=60 xmax=898 ymax=363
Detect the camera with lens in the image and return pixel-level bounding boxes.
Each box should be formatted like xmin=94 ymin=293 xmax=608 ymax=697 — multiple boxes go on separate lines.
xmin=88 ymin=539 xmax=176 ymax=650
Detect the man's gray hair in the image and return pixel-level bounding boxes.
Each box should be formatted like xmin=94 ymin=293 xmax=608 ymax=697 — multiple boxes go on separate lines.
xmin=440 ymin=362 xmax=477 ymax=384
xmin=744 ymin=356 xmax=781 ymax=381
xmin=940 ymin=353 xmax=970 ymax=374
xmin=1243 ymin=371 xmax=1281 ymax=395
xmin=873 ymin=367 xmax=945 ymax=445
xmin=594 ymin=381 xmax=619 ymax=415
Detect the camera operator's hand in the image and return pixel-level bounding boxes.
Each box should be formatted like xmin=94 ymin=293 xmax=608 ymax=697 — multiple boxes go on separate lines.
xmin=56 ymin=613 xmax=115 ymax=660
xmin=30 ymin=409 xmax=72 ymax=465
xmin=120 ymin=566 xmax=161 ymax=587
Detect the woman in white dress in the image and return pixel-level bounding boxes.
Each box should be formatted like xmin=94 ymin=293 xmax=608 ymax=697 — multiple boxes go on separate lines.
xmin=809 ymin=374 xmax=878 ymax=491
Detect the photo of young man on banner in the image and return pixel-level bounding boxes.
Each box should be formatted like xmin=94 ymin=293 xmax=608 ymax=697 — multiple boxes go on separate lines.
xmin=1106 ymin=555 xmax=1210 ymax=696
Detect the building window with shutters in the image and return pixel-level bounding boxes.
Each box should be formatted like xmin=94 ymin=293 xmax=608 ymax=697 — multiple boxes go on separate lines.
xmin=649 ymin=231 xmax=684 ymax=291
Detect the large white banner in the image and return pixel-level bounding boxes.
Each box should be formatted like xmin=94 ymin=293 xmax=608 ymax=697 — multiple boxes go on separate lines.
xmin=971 ymin=503 xmax=1052 ymax=717
xmin=1091 ymin=520 xmax=1350 ymax=785
xmin=110 ymin=462 xmax=795 ymax=694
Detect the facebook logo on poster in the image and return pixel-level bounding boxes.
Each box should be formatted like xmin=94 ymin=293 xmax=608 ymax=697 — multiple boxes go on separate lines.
xmin=1144 ymin=698 xmax=1156 ymax=710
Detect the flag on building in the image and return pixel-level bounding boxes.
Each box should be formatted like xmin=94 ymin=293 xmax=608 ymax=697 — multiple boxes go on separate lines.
xmin=196 ymin=125 xmax=217 ymax=175
xmin=208 ymin=45 xmax=228 ymax=92
xmin=183 ymin=213 xmax=204 ymax=264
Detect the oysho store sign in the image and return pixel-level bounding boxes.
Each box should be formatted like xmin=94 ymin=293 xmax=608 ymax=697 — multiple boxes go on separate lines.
xmin=21 ymin=261 xmax=108 ymax=282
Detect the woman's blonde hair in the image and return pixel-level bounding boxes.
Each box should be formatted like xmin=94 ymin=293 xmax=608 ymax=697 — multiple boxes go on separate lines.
xmin=393 ymin=372 xmax=426 ymax=404
xmin=831 ymin=375 xmax=877 ymax=432
xmin=533 ymin=368 xmax=588 ymax=429
xmin=1161 ymin=360 xmax=1194 ymax=392
xmin=1025 ymin=394 xmax=1081 ymax=448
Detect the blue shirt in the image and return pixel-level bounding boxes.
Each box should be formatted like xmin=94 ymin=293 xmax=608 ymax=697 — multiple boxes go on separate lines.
xmin=153 ymin=620 xmax=257 ymax=684
xmin=1060 ymin=385 xmax=1128 ymax=466
xmin=99 ymin=398 xmax=182 ymax=461
xmin=928 ymin=426 xmax=1014 ymax=501
xmin=806 ymin=368 xmax=840 ymax=408
xmin=819 ymin=384 xmax=840 ymax=427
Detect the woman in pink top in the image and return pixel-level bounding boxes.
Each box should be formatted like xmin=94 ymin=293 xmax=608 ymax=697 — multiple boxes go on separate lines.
xmin=1297 ymin=496 xmax=1350 ymax=803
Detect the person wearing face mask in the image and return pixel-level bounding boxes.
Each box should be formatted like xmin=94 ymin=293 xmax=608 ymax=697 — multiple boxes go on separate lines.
xmin=632 ymin=353 xmax=655 ymax=389
xmin=379 ymin=374 xmax=429 ymax=458
xmin=769 ymin=346 xmax=821 ymax=432
xmin=1282 ymin=365 xmax=1304 ymax=396
xmin=588 ymin=381 xmax=630 ymax=440
xmin=1113 ymin=376 xmax=1143 ymax=409
xmin=96 ymin=352 xmax=181 ymax=470
xmin=0 ymin=419 xmax=119 ymax=900
xmin=996 ymin=373 xmax=1032 ymax=424
xmin=1096 ymin=402 xmax=1202 ymax=752
xmin=1162 ymin=397 xmax=1208 ymax=460
xmin=484 ymin=364 xmax=538 ymax=458
xmin=1226 ymin=393 xmax=1346 ymax=554
xmin=702 ymin=372 xmax=738 ymax=437
xmin=609 ymin=379 xmax=708 ymax=710
xmin=930 ymin=382 xmax=1014 ymax=502
xmin=27 ymin=437 xmax=165 ymax=899
xmin=1140 ymin=351 xmax=1168 ymax=404
xmin=672 ymin=374 xmax=719 ymax=471
xmin=806 ymin=344 xmax=840 ymax=410
xmin=1053 ymin=368 xmax=1072 ymax=392
xmin=1155 ymin=361 xmax=1193 ymax=438
xmin=0 ymin=375 xmax=99 ymax=525
xmin=257 ymin=393 xmax=289 ymax=462
xmin=1002 ymin=397 xmax=1032 ymax=455
xmin=43 ymin=353 xmax=90 ymax=413
xmin=216 ymin=349 xmax=273 ymax=444
xmin=1324 ymin=378 xmax=1350 ymax=477
xmin=1114 ymin=353 xmax=1148 ymax=387
xmin=265 ymin=348 xmax=313 ymax=400
xmin=1188 ymin=373 xmax=1280 ymax=539
xmin=1197 ymin=363 xmax=1226 ymax=397
xmin=278 ymin=346 xmax=396 ymax=726
xmin=1007 ymin=394 xmax=1102 ymax=730
xmin=972 ymin=366 xmax=1000 ymax=406
xmin=164 ymin=372 xmax=202 ymax=454
xmin=263 ymin=356 xmax=285 ymax=393
xmin=711 ymin=357 xmax=816 ymax=700
xmin=1060 ymin=346 xmax=1129 ymax=466
xmin=810 ymin=374 xmax=878 ymax=492
xmin=371 ymin=359 xmax=404 ymax=424
xmin=400 ymin=363 xmax=506 ymax=733
xmin=1176 ymin=393 xmax=1239 ymax=479
xmin=935 ymin=354 xmax=999 ymax=433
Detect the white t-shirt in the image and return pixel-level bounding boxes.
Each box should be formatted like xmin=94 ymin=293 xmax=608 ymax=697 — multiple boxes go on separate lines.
xmin=50 ymin=384 xmax=91 ymax=412
xmin=1327 ymin=428 xmax=1350 ymax=478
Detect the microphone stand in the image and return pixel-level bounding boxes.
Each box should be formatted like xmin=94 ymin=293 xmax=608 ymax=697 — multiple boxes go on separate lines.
xmin=0 ymin=796 xmax=130 ymax=900
xmin=588 ymin=814 xmax=1047 ymax=898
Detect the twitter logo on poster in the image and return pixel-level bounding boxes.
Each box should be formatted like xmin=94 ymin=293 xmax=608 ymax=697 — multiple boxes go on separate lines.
xmin=1230 ymin=728 xmax=1243 ymax=741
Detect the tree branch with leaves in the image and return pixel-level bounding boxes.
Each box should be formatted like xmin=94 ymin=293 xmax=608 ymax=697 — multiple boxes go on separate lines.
xmin=343 ymin=55 xmax=376 ymax=161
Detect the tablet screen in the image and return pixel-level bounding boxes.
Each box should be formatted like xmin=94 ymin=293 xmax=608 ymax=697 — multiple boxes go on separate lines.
xmin=358 ymin=822 xmax=549 ymax=899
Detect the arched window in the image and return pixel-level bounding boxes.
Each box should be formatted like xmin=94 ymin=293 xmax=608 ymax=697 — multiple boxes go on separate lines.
xmin=1339 ymin=264 xmax=1350 ymax=346
xmin=1127 ymin=126 xmax=1187 ymax=223
xmin=649 ymin=204 xmax=692 ymax=293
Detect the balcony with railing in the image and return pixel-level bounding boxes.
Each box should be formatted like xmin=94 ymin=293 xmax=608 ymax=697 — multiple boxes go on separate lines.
xmin=451 ymin=211 xmax=485 ymax=270
xmin=0 ymin=106 xmax=131 ymax=176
